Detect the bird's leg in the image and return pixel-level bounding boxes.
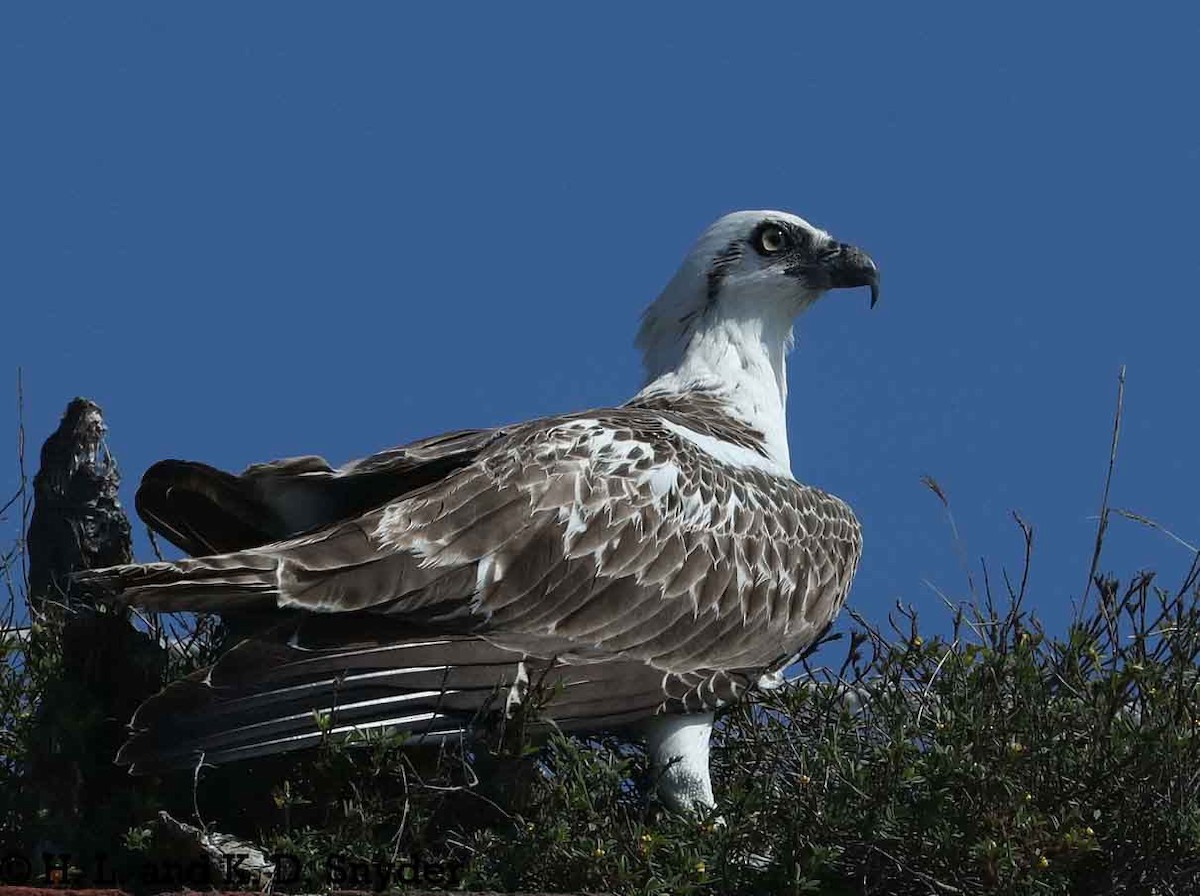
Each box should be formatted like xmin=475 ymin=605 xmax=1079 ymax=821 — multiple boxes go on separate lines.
xmin=640 ymin=712 xmax=715 ymax=813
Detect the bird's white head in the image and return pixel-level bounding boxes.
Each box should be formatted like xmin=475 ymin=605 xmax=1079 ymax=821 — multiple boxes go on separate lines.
xmin=636 ymin=210 xmax=879 ymax=470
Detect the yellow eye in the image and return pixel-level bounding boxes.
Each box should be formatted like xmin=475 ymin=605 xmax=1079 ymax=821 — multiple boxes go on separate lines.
xmin=755 ymin=224 xmax=788 ymax=255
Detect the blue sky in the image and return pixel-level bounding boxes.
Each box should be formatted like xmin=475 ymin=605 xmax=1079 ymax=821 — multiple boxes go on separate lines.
xmin=3 ymin=4 xmax=1198 ymax=642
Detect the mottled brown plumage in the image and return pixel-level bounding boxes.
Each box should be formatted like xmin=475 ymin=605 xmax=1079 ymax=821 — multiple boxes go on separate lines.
xmin=89 ymin=390 xmax=860 ymax=772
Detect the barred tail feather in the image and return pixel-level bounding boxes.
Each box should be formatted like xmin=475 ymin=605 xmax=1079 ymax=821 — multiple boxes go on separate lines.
xmin=116 ymin=634 xmax=670 ymax=775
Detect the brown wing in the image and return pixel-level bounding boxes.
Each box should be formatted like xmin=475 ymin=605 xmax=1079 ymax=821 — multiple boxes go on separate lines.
xmin=110 ymin=412 xmax=861 ymax=666
xmin=91 ymin=409 xmax=861 ymax=772
xmin=368 ymin=414 xmax=861 ymax=674
xmin=135 ymin=428 xmax=501 ymax=556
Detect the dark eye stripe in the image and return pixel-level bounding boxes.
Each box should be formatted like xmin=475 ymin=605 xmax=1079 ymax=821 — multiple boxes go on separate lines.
xmin=751 ymin=222 xmax=791 ymax=256
xmin=706 ymin=240 xmax=743 ymax=302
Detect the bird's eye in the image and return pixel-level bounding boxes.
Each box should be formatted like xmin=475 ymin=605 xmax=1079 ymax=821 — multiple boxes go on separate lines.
xmin=754 ymin=224 xmax=789 ymax=255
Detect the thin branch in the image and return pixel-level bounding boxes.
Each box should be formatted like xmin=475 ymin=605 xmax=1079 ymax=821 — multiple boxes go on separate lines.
xmin=1082 ymin=365 xmax=1126 ymax=608
xmin=1111 ymin=507 xmax=1198 ymax=554
xmin=922 ymin=474 xmax=976 ymax=600
xmin=16 ymin=369 xmax=29 ymax=604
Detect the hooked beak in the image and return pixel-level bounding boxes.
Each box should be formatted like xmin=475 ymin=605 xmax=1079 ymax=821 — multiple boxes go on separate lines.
xmin=824 ymin=241 xmax=880 ymax=308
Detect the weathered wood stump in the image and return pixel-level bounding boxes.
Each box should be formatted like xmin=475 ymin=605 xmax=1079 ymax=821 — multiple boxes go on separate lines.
xmin=23 ymin=398 xmax=165 ymax=862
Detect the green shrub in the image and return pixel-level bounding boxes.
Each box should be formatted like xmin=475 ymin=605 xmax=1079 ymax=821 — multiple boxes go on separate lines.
xmin=5 ymin=476 xmax=1200 ymax=893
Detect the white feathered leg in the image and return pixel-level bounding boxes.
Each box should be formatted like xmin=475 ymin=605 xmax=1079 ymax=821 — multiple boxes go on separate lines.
xmin=640 ymin=712 xmax=715 ymax=812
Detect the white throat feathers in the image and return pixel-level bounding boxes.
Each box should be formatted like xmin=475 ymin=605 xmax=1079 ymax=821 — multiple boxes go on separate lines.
xmin=634 ymin=210 xmax=837 ymax=473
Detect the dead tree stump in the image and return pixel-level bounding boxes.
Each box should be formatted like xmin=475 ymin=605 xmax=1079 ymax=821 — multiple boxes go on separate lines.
xmin=24 ymin=398 xmax=165 ymax=861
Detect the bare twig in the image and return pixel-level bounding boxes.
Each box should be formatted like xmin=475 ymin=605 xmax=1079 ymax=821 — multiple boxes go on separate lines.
xmin=147 ymin=524 xmax=165 ymax=562
xmin=1111 ymin=507 xmax=1199 ymax=557
xmin=16 ymin=369 xmax=29 ymax=604
xmin=915 ymin=638 xmax=956 ymax=729
xmin=868 ymin=843 xmax=965 ymax=893
xmin=1082 ymin=365 xmax=1126 ymax=608
xmin=922 ymin=474 xmax=976 ymax=600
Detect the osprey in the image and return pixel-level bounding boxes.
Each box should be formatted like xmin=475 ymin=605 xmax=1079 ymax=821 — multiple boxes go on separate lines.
xmin=83 ymin=210 xmax=878 ymax=812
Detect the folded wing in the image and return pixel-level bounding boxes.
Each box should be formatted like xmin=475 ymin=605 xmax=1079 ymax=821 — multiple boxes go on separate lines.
xmin=86 ymin=408 xmax=861 ymax=772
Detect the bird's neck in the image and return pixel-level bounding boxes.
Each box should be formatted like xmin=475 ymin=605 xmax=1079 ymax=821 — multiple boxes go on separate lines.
xmin=636 ymin=310 xmax=795 ymax=471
